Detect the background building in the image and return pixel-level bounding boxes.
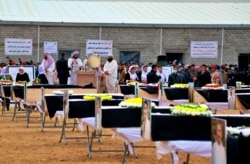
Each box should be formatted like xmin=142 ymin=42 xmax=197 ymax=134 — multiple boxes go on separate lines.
xmin=0 ymin=0 xmax=250 ymax=69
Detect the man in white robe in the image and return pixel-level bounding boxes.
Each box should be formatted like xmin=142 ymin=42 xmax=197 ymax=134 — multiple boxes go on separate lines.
xmin=41 ymin=52 xmax=55 ymax=84
xmin=68 ymin=51 xmax=83 ymax=85
xmin=103 ymin=54 xmax=118 ymax=93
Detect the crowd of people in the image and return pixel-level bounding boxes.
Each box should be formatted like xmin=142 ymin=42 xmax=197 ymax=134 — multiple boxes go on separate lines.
xmin=1 ymin=53 xmax=250 ymax=95
xmin=117 ymin=62 xmax=250 ymax=88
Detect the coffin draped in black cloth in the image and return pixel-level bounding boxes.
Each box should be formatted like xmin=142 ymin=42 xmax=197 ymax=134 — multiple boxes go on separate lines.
xmin=110 ymin=94 xmax=124 ymax=100
xmin=235 ymin=88 xmax=250 ymax=93
xmin=164 ymin=88 xmax=188 ymax=100
xmin=151 ymin=115 xmax=250 ymax=141
xmin=150 ymin=114 xmax=250 ymax=164
xmin=102 ymin=107 xmax=142 ymax=128
xmin=237 ymin=136 xmax=250 ymax=164
xmin=152 ymin=108 xmax=171 ymax=114
xmin=45 ymin=94 xmax=124 ymax=118
xmin=213 ymin=115 xmax=250 ymax=127
xmin=69 ymin=99 xmax=124 ymax=118
xmin=140 ymin=86 xmax=158 ymax=94
xmin=237 ymin=94 xmax=250 ymax=109
xmin=11 ymin=84 xmax=86 ymax=99
xmin=45 ymin=95 xmax=85 ymax=118
xmin=101 ymin=107 xmax=172 ymax=128
xmin=30 ymin=84 xmax=91 ymax=88
xmin=68 ymin=100 xmax=95 ymax=118
xmin=151 ymin=115 xmax=211 ymax=141
xmin=119 ymin=85 xmax=135 ymax=95
xmin=195 ymin=89 xmax=228 ymax=102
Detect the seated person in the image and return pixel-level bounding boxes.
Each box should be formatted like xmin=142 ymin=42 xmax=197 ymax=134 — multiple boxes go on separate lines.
xmin=0 ymin=66 xmax=13 ymax=81
xmin=0 ymin=66 xmax=13 ymax=111
xmin=124 ymin=65 xmax=139 ymax=84
xmin=37 ymin=65 xmax=48 ymax=84
xmin=15 ymin=67 xmax=30 ymax=83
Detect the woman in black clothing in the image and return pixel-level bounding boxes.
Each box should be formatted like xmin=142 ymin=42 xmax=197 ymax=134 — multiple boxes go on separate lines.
xmin=37 ymin=65 xmax=48 ymax=84
xmin=15 ymin=67 xmax=30 ymax=82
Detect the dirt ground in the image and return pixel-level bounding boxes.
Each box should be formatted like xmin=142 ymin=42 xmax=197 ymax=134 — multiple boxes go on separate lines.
xmin=0 ymin=108 xmax=211 ymax=164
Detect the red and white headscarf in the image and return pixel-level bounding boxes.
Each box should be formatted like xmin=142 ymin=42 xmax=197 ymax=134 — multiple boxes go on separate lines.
xmin=44 ymin=52 xmax=55 ymax=70
xmin=71 ymin=51 xmax=79 ymax=58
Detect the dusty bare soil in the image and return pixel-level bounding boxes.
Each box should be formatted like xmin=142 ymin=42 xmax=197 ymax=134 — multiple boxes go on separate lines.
xmin=0 ymin=108 xmax=211 ymax=164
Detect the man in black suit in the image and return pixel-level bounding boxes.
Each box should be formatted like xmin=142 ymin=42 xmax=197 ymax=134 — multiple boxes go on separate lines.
xmin=196 ymin=64 xmax=211 ymax=87
xmin=56 ymin=52 xmax=70 ymax=84
xmin=147 ymin=64 xmax=161 ymax=84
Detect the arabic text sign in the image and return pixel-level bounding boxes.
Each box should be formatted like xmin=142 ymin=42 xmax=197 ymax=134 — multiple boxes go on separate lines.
xmin=190 ymin=41 xmax=218 ymax=58
xmin=44 ymin=41 xmax=58 ymax=54
xmin=5 ymin=38 xmax=33 ymax=55
xmin=86 ymin=40 xmax=112 ymax=57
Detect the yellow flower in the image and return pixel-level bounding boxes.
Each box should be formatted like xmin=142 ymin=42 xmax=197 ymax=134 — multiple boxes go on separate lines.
xmin=83 ymin=94 xmax=112 ymax=101
xmin=119 ymin=97 xmax=156 ymax=108
xmin=127 ymin=82 xmax=143 ymax=86
xmin=172 ymin=104 xmax=211 ymax=116
xmin=170 ymin=83 xmax=189 ymax=88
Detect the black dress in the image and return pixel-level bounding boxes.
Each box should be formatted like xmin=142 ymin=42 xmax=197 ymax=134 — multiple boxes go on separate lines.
xmin=37 ymin=74 xmax=49 ymax=84
xmin=15 ymin=72 xmax=30 ymax=82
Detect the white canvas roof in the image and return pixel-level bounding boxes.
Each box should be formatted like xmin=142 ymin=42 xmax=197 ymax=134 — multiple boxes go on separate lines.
xmin=0 ymin=0 xmax=250 ymax=27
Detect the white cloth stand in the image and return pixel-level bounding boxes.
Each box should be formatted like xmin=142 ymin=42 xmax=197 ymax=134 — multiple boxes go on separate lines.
xmin=111 ymin=127 xmax=211 ymax=164
xmin=155 ymin=141 xmax=211 ymax=164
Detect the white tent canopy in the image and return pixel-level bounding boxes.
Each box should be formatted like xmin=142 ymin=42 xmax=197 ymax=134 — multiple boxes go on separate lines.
xmin=0 ymin=0 xmax=250 ymax=27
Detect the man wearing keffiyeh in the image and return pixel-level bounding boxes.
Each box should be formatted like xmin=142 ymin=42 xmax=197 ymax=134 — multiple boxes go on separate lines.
xmin=41 ymin=52 xmax=56 ymax=84
xmin=68 ymin=50 xmax=83 ymax=85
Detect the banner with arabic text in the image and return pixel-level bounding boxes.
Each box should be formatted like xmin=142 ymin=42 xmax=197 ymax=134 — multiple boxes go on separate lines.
xmin=190 ymin=41 xmax=218 ymax=58
xmin=5 ymin=38 xmax=33 ymax=55
xmin=86 ymin=40 xmax=113 ymax=57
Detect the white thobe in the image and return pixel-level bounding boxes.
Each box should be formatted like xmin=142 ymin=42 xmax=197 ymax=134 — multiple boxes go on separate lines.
xmin=68 ymin=58 xmax=83 ymax=85
xmin=41 ymin=59 xmax=55 ymax=84
xmin=103 ymin=60 xmax=118 ymax=93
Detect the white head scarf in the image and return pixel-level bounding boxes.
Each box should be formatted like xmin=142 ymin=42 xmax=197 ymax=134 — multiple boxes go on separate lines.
xmin=128 ymin=65 xmax=138 ymax=81
xmin=1 ymin=66 xmax=8 ymax=76
xmin=19 ymin=67 xmax=25 ymax=75
xmin=38 ymin=64 xmax=46 ymax=75
xmin=141 ymin=65 xmax=149 ymax=82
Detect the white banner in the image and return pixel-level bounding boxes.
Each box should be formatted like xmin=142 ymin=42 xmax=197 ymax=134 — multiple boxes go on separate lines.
xmin=190 ymin=41 xmax=218 ymax=58
xmin=86 ymin=40 xmax=113 ymax=57
xmin=44 ymin=41 xmax=58 ymax=54
xmin=5 ymin=38 xmax=33 ymax=55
